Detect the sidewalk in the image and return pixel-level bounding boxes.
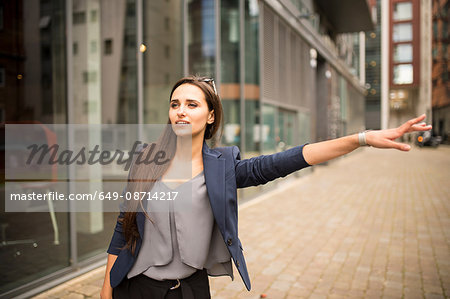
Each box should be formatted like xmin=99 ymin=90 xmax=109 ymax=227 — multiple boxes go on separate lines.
xmin=33 ymin=146 xmax=450 ymax=299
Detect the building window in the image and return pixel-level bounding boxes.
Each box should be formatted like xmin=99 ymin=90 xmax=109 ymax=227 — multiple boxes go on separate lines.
xmin=393 ymin=2 xmax=412 ymax=21
xmin=393 ymin=64 xmax=413 ymax=84
xmin=73 ymin=42 xmax=78 ymax=55
xmin=164 ymin=17 xmax=170 ymax=31
xmin=82 ymin=71 xmax=97 ymax=83
xmin=73 ymin=11 xmax=86 ymax=25
xmin=394 ymin=44 xmax=413 ymax=62
xmin=104 ymin=39 xmax=113 ymax=55
xmin=165 ymin=45 xmax=170 ymax=59
xmin=90 ymin=10 xmax=98 ymax=22
xmin=0 ymin=67 xmax=5 ymax=87
xmin=126 ymin=3 xmax=135 ymax=17
xmin=393 ymin=23 xmax=412 ymax=42
xmin=83 ymin=71 xmax=88 ymax=83
xmin=90 ymin=40 xmax=97 ymax=53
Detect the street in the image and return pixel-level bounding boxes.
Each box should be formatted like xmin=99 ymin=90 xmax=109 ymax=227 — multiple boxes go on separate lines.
xmin=33 ymin=145 xmax=450 ymax=299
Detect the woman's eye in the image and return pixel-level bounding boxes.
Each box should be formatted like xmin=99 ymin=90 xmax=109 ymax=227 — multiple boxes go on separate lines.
xmin=170 ymin=103 xmax=178 ymax=108
xmin=188 ymin=103 xmax=198 ymax=107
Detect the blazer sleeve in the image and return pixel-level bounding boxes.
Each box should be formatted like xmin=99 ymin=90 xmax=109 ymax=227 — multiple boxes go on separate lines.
xmin=233 ymin=144 xmax=311 ymax=188
xmin=106 ymin=187 xmax=127 ymax=255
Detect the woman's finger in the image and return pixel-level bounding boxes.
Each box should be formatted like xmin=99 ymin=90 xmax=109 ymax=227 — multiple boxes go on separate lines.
xmin=381 ymin=139 xmax=411 ymax=151
xmin=411 ymin=124 xmax=432 ymax=132
xmin=399 ymin=114 xmax=427 ymax=132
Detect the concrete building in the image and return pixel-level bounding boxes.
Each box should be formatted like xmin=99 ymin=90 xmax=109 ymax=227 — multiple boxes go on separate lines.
xmin=0 ymin=0 xmax=372 ymax=297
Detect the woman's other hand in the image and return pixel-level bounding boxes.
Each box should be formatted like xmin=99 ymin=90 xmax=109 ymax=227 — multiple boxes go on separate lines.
xmin=100 ymin=254 xmax=118 ymax=299
xmin=100 ymin=285 xmax=113 ymax=299
xmin=366 ymin=114 xmax=432 ymax=151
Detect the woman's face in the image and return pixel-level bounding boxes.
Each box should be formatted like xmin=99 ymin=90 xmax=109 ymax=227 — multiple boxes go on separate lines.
xmin=169 ymin=83 xmax=214 ymax=138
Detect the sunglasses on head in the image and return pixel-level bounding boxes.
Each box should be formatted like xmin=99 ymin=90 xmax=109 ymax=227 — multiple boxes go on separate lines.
xmin=200 ymin=78 xmax=217 ymax=95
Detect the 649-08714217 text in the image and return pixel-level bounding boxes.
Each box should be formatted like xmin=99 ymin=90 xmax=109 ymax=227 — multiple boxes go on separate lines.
xmin=9 ymin=191 xmax=179 ymax=201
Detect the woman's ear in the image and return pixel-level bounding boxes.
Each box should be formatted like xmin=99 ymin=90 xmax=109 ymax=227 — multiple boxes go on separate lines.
xmin=207 ymin=110 xmax=215 ymax=124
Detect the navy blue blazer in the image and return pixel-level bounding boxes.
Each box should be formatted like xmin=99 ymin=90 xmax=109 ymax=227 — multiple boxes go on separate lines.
xmin=107 ymin=141 xmax=310 ymax=291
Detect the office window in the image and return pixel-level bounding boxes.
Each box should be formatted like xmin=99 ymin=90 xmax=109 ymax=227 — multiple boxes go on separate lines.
xmin=393 ymin=23 xmax=412 ymax=42
xmin=104 ymin=39 xmax=113 ymax=55
xmin=393 ymin=2 xmax=412 ymax=21
xmin=394 ymin=44 xmax=412 ymax=62
xmin=73 ymin=11 xmax=86 ymax=25
xmin=393 ymin=64 xmax=413 ymax=84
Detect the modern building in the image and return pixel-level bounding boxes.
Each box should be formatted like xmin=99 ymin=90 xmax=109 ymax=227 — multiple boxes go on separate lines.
xmin=380 ymin=0 xmax=432 ymax=132
xmin=431 ymin=0 xmax=450 ymax=142
xmin=0 ymin=0 xmax=372 ymax=297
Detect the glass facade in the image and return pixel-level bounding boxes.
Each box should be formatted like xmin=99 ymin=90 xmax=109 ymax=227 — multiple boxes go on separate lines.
xmin=0 ymin=0 xmax=70 ymax=294
xmin=221 ymin=0 xmax=241 ymax=147
xmin=244 ymin=0 xmax=260 ymax=155
xmin=188 ymin=0 xmax=216 ymax=77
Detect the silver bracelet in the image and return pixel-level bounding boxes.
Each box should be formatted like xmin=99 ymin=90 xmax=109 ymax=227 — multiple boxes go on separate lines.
xmin=358 ymin=131 xmax=370 ymax=146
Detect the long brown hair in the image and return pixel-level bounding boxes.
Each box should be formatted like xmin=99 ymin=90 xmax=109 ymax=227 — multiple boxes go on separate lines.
xmin=119 ymin=76 xmax=223 ymax=255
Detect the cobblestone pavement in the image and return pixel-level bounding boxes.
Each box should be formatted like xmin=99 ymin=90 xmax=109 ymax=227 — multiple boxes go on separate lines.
xmin=33 ymin=146 xmax=450 ymax=299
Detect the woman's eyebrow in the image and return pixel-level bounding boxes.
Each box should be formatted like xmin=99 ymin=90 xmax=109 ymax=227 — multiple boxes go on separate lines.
xmin=170 ymin=98 xmax=200 ymax=102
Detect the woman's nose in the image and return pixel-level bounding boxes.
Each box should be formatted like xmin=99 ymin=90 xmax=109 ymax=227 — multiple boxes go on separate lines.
xmin=177 ymin=105 xmax=186 ymax=116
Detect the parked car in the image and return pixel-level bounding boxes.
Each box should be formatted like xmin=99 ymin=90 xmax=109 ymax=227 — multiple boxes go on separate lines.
xmin=415 ymin=131 xmax=442 ymax=147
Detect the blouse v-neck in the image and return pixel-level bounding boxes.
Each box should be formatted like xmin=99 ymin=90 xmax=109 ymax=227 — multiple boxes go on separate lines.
xmin=159 ymin=170 xmax=204 ymax=190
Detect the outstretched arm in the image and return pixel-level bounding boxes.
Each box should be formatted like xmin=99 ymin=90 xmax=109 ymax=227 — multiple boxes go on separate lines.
xmin=303 ymin=114 xmax=432 ymax=166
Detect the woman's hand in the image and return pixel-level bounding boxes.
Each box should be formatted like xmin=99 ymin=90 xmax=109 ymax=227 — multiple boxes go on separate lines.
xmin=100 ymin=254 xmax=118 ymax=299
xmin=100 ymin=285 xmax=113 ymax=299
xmin=366 ymin=114 xmax=432 ymax=151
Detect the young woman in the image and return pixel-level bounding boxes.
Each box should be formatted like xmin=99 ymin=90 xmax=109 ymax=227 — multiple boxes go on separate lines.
xmin=101 ymin=76 xmax=431 ymax=299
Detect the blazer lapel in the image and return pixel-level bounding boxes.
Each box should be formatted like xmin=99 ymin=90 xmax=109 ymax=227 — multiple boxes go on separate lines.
xmin=202 ymin=141 xmax=227 ymax=234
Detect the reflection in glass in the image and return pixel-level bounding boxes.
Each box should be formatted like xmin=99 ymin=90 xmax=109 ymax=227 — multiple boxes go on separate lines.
xmin=71 ymin=0 xmax=139 ymax=262
xmin=116 ymin=0 xmax=138 ymax=124
xmin=143 ymin=0 xmax=183 ymax=125
xmin=245 ymin=100 xmax=260 ymax=153
xmin=262 ymin=104 xmax=276 ymax=152
xmin=393 ymin=2 xmax=412 ymax=21
xmin=393 ymin=64 xmax=413 ymax=84
xmin=278 ymin=109 xmax=296 ymax=150
xmin=221 ymin=0 xmax=240 ymax=147
xmin=393 ymin=23 xmax=412 ymax=42
xmin=222 ymin=100 xmax=241 ymax=146
xmin=394 ymin=44 xmax=413 ymax=62
xmin=244 ymin=0 xmax=260 ymax=154
xmin=0 ymin=0 xmax=70 ymax=295
xmin=298 ymin=111 xmax=310 ymax=145
xmin=188 ymin=0 xmax=216 ymax=77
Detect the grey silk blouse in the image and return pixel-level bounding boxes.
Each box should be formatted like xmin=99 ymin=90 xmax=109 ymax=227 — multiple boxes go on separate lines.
xmin=127 ymin=171 xmax=233 ymax=281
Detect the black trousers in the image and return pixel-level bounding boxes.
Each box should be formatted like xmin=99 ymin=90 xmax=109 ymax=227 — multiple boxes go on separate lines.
xmin=112 ymin=269 xmax=211 ymax=299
